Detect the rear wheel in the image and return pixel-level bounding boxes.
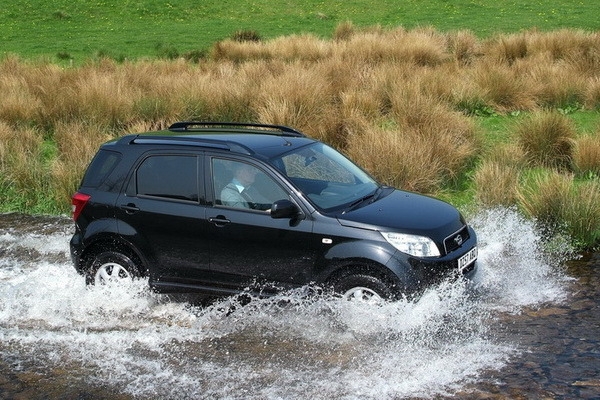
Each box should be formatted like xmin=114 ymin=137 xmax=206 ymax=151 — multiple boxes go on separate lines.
xmin=332 ymin=273 xmax=396 ymax=303
xmin=86 ymin=250 xmax=141 ymax=285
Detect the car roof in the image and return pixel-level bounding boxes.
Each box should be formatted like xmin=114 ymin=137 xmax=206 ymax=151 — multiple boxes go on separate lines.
xmin=112 ymin=121 xmax=318 ymax=159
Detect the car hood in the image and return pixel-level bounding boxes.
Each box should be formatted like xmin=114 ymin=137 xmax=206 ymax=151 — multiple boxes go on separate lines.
xmin=336 ymin=189 xmax=464 ymax=240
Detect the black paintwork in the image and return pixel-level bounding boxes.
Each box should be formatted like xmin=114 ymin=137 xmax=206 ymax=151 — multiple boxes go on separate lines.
xmin=70 ymin=123 xmax=477 ymax=297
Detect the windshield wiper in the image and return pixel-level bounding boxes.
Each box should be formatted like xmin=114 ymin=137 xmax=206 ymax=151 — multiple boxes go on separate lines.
xmin=343 ymin=186 xmax=384 ymax=213
xmin=372 ymin=185 xmax=385 ymax=201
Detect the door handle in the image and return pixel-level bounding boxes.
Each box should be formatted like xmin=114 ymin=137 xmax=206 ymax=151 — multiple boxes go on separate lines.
xmin=120 ymin=203 xmax=140 ymax=214
xmin=209 ymin=216 xmax=230 ymax=226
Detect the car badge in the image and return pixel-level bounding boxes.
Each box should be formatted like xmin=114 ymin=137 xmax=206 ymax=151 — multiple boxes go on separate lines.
xmin=454 ymin=234 xmax=463 ymax=246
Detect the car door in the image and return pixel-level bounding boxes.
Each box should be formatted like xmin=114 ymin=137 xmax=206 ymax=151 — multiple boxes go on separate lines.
xmin=206 ymin=156 xmax=319 ymax=292
xmin=115 ymin=152 xmax=212 ymax=286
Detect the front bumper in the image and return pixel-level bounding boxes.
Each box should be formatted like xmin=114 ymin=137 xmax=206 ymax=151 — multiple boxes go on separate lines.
xmin=386 ymin=226 xmax=478 ymax=292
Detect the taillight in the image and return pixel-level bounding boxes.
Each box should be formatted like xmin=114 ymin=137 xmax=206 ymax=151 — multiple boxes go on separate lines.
xmin=71 ymin=192 xmax=91 ymax=221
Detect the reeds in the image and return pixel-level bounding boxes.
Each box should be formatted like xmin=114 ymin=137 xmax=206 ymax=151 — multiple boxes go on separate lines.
xmin=0 ymin=26 xmax=599 ymax=247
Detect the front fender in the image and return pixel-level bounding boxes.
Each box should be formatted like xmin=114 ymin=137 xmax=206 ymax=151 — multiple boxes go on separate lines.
xmin=323 ymin=239 xmax=395 ymax=265
xmin=314 ymin=239 xmax=410 ymax=283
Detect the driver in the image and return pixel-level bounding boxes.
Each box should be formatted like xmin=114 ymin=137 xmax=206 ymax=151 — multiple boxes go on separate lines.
xmin=220 ymin=163 xmax=271 ymax=211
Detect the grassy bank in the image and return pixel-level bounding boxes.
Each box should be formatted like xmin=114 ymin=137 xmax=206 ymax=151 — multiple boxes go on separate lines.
xmin=1 ymin=26 xmax=599 ymax=250
xmin=2 ymin=0 xmax=600 ymax=63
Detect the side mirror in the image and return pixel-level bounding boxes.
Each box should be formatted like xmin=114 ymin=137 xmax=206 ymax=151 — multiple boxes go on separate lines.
xmin=270 ymin=199 xmax=300 ymax=219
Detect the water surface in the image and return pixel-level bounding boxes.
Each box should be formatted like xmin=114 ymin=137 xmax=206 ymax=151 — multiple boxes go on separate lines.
xmin=0 ymin=210 xmax=598 ymax=399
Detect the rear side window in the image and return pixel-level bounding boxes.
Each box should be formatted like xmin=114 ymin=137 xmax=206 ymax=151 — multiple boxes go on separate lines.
xmin=136 ymin=155 xmax=199 ymax=202
xmin=81 ymin=149 xmax=121 ymax=188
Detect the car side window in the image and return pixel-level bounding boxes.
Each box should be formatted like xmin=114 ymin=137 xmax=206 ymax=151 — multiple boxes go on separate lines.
xmin=212 ymin=158 xmax=288 ymax=211
xmin=81 ymin=149 xmax=121 ymax=188
xmin=136 ymin=155 xmax=199 ymax=202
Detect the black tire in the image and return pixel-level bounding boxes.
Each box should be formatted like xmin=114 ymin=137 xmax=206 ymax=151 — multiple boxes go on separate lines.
xmin=331 ymin=273 xmax=396 ymax=302
xmin=85 ymin=250 xmax=141 ymax=286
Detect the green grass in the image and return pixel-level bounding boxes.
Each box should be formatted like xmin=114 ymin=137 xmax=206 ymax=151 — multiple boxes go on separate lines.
xmin=2 ymin=0 xmax=600 ymax=63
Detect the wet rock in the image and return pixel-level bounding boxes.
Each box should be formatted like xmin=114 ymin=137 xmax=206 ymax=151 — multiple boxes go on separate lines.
xmin=525 ymin=307 xmax=569 ymax=317
xmin=573 ymin=379 xmax=600 ymax=387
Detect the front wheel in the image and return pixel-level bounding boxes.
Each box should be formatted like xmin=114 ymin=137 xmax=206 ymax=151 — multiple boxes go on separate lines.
xmin=332 ymin=273 xmax=396 ymax=303
xmin=86 ymin=251 xmax=141 ymax=285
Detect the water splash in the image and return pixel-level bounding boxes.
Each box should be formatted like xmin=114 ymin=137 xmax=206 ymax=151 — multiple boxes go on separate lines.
xmin=0 ymin=209 xmax=574 ymax=399
xmin=470 ymin=208 xmax=574 ymax=313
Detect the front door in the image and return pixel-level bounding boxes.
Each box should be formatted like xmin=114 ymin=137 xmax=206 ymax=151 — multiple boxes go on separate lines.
xmin=206 ymin=157 xmax=318 ymax=293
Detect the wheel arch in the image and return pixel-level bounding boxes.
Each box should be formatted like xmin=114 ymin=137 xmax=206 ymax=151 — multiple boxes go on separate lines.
xmin=316 ymin=239 xmax=412 ymax=293
xmin=320 ymin=258 xmax=407 ymax=297
xmin=78 ymin=233 xmax=148 ymax=277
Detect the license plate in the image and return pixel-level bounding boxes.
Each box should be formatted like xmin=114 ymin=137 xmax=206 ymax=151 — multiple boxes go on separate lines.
xmin=458 ymin=246 xmax=478 ymax=271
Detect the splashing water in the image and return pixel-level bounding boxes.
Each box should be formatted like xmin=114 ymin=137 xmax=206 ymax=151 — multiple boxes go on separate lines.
xmin=470 ymin=208 xmax=574 ymax=312
xmin=0 ymin=209 xmax=573 ymax=399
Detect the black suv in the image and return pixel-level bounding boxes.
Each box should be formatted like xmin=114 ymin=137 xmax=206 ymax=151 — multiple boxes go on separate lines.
xmin=70 ymin=122 xmax=477 ymax=301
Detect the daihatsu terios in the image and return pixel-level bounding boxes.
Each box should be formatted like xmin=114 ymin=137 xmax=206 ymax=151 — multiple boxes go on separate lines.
xmin=70 ymin=122 xmax=478 ymax=301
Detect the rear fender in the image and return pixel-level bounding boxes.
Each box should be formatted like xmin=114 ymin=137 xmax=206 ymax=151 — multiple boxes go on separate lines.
xmin=80 ymin=217 xmax=119 ymax=242
xmin=77 ymin=218 xmax=151 ymax=274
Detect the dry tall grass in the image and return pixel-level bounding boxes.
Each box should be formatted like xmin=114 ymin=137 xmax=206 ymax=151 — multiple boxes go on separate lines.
xmin=0 ymin=122 xmax=52 ymax=211
xmin=0 ymin=26 xmax=599 ymax=246
xmin=473 ymin=142 xmax=526 ymax=207
xmin=346 ymin=124 xmax=446 ymax=193
xmin=50 ymin=121 xmax=115 ymax=205
xmin=474 ymin=162 xmax=521 ymax=207
xmin=518 ymin=172 xmax=600 ymax=247
xmin=513 ymin=111 xmax=577 ymax=170
xmin=574 ymin=134 xmax=600 ymax=177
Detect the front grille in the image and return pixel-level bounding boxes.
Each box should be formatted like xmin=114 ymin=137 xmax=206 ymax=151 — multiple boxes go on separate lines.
xmin=444 ymin=225 xmax=470 ymax=254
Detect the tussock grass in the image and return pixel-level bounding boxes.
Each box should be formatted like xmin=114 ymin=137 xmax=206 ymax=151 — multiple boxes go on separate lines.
xmin=332 ymin=21 xmax=355 ymax=41
xmin=564 ymin=180 xmax=600 ymax=247
xmin=472 ymin=61 xmax=539 ymax=111
xmin=518 ymin=172 xmax=600 ymax=248
xmin=345 ymin=124 xmax=446 ymax=193
xmin=484 ymin=32 xmax=529 ymax=65
xmin=0 ymin=122 xmax=54 ymax=213
xmin=1 ymin=26 xmax=599 ymax=248
xmin=474 ymin=143 xmax=526 ymax=207
xmin=585 ymin=77 xmax=600 ymax=110
xmin=0 ymin=74 xmax=41 ymax=123
xmin=254 ymin=66 xmax=335 ymax=139
xmin=528 ymin=59 xmax=587 ymax=108
xmin=474 ymin=161 xmax=521 ymax=207
xmin=574 ymin=134 xmax=600 ymax=177
xmin=514 ymin=111 xmax=576 ymax=170
xmin=518 ymin=171 xmax=574 ymax=229
xmin=445 ymin=30 xmax=480 ymax=65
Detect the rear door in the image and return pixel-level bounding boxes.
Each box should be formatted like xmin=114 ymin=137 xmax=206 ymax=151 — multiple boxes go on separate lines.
xmin=115 ymin=152 xmax=212 ymax=286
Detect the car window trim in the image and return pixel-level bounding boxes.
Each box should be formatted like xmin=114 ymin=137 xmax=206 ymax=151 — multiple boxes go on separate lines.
xmin=206 ymin=154 xmax=308 ymax=215
xmin=125 ymin=151 xmax=206 ymax=204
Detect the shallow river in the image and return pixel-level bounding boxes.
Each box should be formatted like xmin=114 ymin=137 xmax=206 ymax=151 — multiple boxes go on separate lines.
xmin=0 ymin=209 xmax=598 ymax=399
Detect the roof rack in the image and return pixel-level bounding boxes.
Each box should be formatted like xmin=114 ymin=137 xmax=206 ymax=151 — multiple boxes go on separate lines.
xmin=168 ymin=121 xmax=306 ymax=137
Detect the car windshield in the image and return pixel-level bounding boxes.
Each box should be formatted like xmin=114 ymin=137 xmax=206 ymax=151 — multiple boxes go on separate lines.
xmin=271 ymin=142 xmax=379 ymax=212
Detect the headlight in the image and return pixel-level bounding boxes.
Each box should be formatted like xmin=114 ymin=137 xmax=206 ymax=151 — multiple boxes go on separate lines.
xmin=381 ymin=232 xmax=441 ymax=257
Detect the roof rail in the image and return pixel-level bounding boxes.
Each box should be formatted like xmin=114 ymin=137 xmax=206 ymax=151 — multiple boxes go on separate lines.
xmin=129 ymin=136 xmax=253 ymax=155
xmin=168 ymin=121 xmax=305 ymax=137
